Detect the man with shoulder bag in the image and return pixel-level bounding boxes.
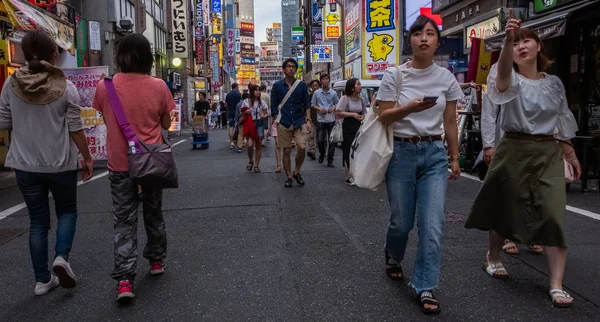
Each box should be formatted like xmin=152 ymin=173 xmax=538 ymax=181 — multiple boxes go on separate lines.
xmin=270 ymin=58 xmax=312 ymax=188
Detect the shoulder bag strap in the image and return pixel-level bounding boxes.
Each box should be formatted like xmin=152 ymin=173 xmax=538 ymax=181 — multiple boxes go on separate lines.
xmin=104 ymin=78 xmax=143 ymax=151
xmin=275 ymin=79 xmax=301 ymax=122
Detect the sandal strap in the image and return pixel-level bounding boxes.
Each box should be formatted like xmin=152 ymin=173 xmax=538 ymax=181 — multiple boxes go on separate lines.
xmin=550 ymin=289 xmax=572 ymax=299
xmin=420 ymin=290 xmax=436 ymax=300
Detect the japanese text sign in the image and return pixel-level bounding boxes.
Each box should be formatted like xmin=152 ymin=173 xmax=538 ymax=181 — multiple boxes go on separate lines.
xmin=362 ymin=0 xmax=400 ymax=79
xmin=212 ymin=0 xmax=221 ymax=13
xmin=322 ymin=4 xmax=341 ymax=41
xmin=195 ymin=0 xmax=204 ymax=39
xmin=311 ymin=44 xmax=333 ymax=63
xmin=171 ymin=0 xmax=189 ymax=58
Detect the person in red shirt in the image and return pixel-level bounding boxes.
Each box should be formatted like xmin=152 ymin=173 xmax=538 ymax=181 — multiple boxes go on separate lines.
xmin=93 ymin=34 xmax=175 ymax=302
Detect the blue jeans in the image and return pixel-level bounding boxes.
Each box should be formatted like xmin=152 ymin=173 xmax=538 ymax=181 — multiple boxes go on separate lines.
xmin=385 ymin=140 xmax=448 ymax=293
xmin=15 ymin=170 xmax=78 ymax=283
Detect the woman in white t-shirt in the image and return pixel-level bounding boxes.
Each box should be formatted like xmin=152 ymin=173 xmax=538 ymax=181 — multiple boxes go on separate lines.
xmin=465 ymin=11 xmax=580 ymax=308
xmin=376 ymin=15 xmax=463 ymax=314
xmin=241 ymin=84 xmax=269 ymax=172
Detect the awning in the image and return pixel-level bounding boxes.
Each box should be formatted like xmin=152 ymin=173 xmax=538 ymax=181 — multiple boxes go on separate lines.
xmin=484 ymin=0 xmax=599 ymax=51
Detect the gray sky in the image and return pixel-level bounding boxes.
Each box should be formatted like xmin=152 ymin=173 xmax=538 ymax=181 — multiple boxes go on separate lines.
xmin=254 ymin=0 xmax=282 ymax=44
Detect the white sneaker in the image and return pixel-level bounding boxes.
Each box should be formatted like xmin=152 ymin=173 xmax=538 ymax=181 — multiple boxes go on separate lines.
xmin=34 ymin=275 xmax=59 ymax=296
xmin=230 ymin=142 xmax=235 ymax=149
xmin=52 ymin=256 xmax=77 ymax=288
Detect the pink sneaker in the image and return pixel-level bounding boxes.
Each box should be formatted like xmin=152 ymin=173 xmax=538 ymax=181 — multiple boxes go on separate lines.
xmin=150 ymin=260 xmax=165 ymax=275
xmin=116 ymin=280 xmax=134 ymax=302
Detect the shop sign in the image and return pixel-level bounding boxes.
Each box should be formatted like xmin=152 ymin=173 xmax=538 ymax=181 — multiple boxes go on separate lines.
xmin=241 ymin=57 xmax=255 ymax=65
xmin=465 ymin=16 xmax=500 ymax=49
xmin=28 ymin=0 xmax=56 ymax=8
xmin=75 ymin=16 xmax=88 ymax=67
xmin=310 ymin=44 xmax=333 ymax=63
xmin=63 ymin=66 xmax=109 ymax=161
xmin=171 ymin=0 xmax=189 ymax=58
xmin=345 ymin=24 xmax=361 ymax=61
xmin=235 ymin=41 xmax=240 ymax=53
xmin=534 ymin=0 xmax=578 ymax=14
xmin=241 ymin=22 xmax=254 ymax=30
xmin=196 ymin=38 xmax=205 ymax=64
xmin=330 ymin=68 xmax=342 ymax=82
xmin=88 ymin=20 xmax=101 ymax=51
xmin=322 ymin=5 xmax=340 ymax=41
xmin=311 ymin=29 xmax=323 ymax=45
xmin=362 ymin=0 xmax=400 ymax=78
xmin=211 ymin=45 xmax=220 ymax=85
xmin=196 ymin=0 xmax=204 ymax=39
xmin=240 ymin=29 xmax=254 ymax=37
xmin=211 ymin=0 xmax=221 ymax=13
xmin=226 ymin=29 xmax=234 ymax=57
xmin=291 ymin=26 xmax=304 ymax=41
xmin=311 ymin=0 xmax=322 ymax=24
xmin=345 ymin=0 xmax=361 ymax=32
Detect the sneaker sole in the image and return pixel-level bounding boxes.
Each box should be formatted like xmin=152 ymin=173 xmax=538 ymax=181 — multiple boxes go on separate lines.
xmin=117 ymin=292 xmax=135 ymax=301
xmin=53 ymin=265 xmax=76 ymax=289
xmin=150 ymin=269 xmax=165 ymax=275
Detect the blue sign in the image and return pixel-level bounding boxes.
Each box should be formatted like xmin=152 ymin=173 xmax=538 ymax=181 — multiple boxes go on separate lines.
xmin=225 ymin=4 xmax=234 ymax=29
xmin=212 ymin=0 xmax=221 ymax=14
xmin=241 ymin=57 xmax=255 ymax=65
xmin=311 ymin=0 xmax=322 ymax=23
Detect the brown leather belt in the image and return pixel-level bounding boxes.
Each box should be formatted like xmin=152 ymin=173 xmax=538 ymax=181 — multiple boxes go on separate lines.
xmin=394 ymin=135 xmax=443 ymax=143
xmin=504 ymin=132 xmax=554 ymax=142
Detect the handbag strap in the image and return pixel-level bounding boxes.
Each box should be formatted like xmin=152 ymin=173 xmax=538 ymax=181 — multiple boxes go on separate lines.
xmin=104 ymin=78 xmax=143 ymax=151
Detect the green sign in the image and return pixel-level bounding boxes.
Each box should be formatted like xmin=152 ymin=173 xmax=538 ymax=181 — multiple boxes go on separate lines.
xmin=533 ymin=0 xmax=579 ymax=13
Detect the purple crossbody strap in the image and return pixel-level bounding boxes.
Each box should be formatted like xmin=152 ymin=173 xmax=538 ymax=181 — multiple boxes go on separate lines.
xmin=103 ymin=79 xmax=143 ymax=151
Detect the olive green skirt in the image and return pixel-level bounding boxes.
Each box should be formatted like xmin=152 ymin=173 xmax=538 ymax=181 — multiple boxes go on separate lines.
xmin=465 ymin=137 xmax=567 ymax=247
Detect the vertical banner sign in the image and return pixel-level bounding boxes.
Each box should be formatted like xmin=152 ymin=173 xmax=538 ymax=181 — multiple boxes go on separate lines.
xmin=211 ymin=45 xmax=220 ymax=86
xmin=227 ymin=29 xmax=234 ymax=57
xmin=195 ymin=0 xmax=204 ymax=39
xmin=322 ymin=4 xmax=341 ymax=41
xmin=63 ymin=66 xmax=109 ymax=161
xmin=75 ymin=16 xmax=88 ymax=67
xmin=344 ymin=0 xmax=361 ymax=61
xmin=311 ymin=0 xmax=322 ymax=24
xmin=211 ymin=0 xmax=222 ymax=35
xmin=362 ymin=0 xmax=401 ymax=79
xmin=172 ymin=0 xmax=189 ymax=58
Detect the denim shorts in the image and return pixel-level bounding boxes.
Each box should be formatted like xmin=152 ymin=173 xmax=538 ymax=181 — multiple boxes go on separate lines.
xmin=254 ymin=120 xmax=264 ymax=140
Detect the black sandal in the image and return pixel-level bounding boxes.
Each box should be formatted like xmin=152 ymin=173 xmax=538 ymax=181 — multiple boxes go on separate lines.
xmin=385 ymin=249 xmax=403 ymax=280
xmin=254 ymin=166 xmax=261 ymax=173
xmin=246 ymin=161 xmax=254 ymax=171
xmin=417 ymin=290 xmax=441 ymax=314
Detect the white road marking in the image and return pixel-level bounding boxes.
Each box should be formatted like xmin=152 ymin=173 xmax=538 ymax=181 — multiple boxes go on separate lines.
xmin=456 ymin=170 xmax=600 ymax=221
xmin=0 ymin=138 xmax=188 ymax=221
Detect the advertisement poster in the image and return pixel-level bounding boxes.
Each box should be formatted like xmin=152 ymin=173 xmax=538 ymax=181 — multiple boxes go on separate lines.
xmin=322 ymin=4 xmax=341 ymax=41
xmin=311 ymin=0 xmax=322 ymax=24
xmin=310 ymin=44 xmax=334 ymax=63
xmin=362 ymin=0 xmax=401 ymax=79
xmin=63 ymin=66 xmax=109 ymax=161
xmin=169 ymin=99 xmax=181 ymax=134
xmin=345 ymin=24 xmax=361 ymax=61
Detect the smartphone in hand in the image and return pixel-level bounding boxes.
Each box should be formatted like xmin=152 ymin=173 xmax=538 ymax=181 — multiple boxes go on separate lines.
xmin=423 ymin=96 xmax=439 ymax=103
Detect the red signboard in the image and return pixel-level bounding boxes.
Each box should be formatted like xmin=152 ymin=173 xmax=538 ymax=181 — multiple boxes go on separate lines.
xmin=420 ymin=8 xmax=442 ymax=27
xmin=195 ymin=38 xmax=204 ymax=64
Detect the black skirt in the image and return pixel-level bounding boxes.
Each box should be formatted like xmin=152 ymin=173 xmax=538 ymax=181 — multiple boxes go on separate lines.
xmin=342 ymin=117 xmax=361 ymax=168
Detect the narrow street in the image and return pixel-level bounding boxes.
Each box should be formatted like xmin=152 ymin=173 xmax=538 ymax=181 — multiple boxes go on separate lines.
xmin=0 ymin=129 xmax=599 ymax=321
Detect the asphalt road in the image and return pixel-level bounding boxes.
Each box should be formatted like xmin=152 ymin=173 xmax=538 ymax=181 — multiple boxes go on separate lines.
xmin=0 ymin=128 xmax=599 ymax=321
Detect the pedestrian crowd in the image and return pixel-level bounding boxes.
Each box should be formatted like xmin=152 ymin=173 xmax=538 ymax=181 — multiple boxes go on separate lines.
xmin=0 ymin=12 xmax=582 ymax=314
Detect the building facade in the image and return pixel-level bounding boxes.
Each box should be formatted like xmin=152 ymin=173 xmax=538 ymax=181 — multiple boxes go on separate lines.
xmin=281 ymin=0 xmax=301 ymax=59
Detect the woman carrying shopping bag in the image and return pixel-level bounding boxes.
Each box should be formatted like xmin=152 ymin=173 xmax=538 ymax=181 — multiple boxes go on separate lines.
xmin=464 ymin=10 xmax=580 ymax=308
xmin=93 ymin=34 xmax=176 ymax=302
xmin=335 ymin=78 xmax=366 ymax=185
xmin=376 ymin=15 xmax=463 ymax=314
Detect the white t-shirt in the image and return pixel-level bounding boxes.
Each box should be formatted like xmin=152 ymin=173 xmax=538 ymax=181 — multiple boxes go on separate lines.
xmin=376 ymin=63 xmax=463 ymax=137
xmin=241 ymin=98 xmax=269 ymax=121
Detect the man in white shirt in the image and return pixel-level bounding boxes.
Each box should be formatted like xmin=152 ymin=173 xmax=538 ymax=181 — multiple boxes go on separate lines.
xmin=311 ymin=74 xmax=339 ymax=167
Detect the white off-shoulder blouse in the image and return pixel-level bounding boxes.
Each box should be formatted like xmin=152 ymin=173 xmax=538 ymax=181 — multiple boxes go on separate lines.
xmin=486 ymin=63 xmax=578 ymax=141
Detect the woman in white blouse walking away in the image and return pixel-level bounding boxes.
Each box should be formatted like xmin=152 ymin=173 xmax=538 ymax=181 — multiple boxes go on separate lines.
xmin=377 ymin=15 xmax=462 ymax=314
xmin=465 ymin=10 xmax=581 ymax=308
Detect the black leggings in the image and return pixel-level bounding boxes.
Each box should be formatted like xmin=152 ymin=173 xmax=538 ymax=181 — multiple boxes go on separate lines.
xmin=342 ymin=117 xmax=361 ymax=168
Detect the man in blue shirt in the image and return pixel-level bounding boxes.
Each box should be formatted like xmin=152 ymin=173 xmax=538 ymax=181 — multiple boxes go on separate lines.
xmin=225 ymin=83 xmax=242 ymax=148
xmin=271 ymin=58 xmax=311 ymax=188
xmin=311 ymin=74 xmax=339 ymax=167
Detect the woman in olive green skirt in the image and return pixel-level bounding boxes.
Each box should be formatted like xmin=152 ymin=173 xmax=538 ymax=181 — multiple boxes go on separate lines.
xmin=464 ymin=13 xmax=581 ymax=308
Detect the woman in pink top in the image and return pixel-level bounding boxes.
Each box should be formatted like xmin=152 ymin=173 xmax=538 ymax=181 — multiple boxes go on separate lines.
xmin=92 ymin=34 xmax=175 ymax=302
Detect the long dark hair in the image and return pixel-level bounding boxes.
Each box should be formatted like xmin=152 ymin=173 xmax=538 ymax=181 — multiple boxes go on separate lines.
xmin=21 ymin=30 xmax=57 ymax=74
xmin=116 ymin=34 xmax=154 ymax=74
xmin=248 ymin=84 xmax=260 ymax=107
xmin=344 ymin=78 xmax=359 ymax=96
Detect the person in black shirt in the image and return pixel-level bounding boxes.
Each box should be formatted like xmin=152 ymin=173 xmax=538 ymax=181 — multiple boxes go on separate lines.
xmin=225 ymin=83 xmax=242 ymax=148
xmin=193 ymin=92 xmax=210 ymax=130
